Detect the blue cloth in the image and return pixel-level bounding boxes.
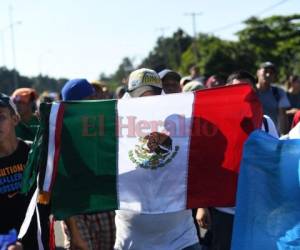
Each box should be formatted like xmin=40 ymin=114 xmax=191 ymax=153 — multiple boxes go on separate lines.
xmin=61 ymin=78 xmax=95 ymax=101
xmin=182 ymin=243 xmax=203 ymax=250
xmin=232 ymin=130 xmax=300 ymax=250
xmin=0 ymin=229 xmax=17 ymax=250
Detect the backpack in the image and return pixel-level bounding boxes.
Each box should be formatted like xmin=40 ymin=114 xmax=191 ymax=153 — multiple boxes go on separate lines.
xmin=271 ymin=86 xmax=280 ymax=104
xmin=263 ymin=116 xmax=269 ymax=133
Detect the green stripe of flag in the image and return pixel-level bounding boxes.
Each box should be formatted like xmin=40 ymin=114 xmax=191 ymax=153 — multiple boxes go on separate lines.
xmin=21 ymin=103 xmax=52 ymax=194
xmin=51 ymin=100 xmax=118 ymax=219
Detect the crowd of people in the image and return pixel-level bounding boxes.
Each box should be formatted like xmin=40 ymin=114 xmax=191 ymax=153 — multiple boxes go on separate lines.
xmin=1 ymin=61 xmax=300 ymax=250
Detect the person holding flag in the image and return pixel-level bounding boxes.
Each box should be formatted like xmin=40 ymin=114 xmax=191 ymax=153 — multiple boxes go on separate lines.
xmin=115 ymin=68 xmax=201 ymax=250
xmin=0 ymin=93 xmax=42 ymax=249
xmin=60 ymin=78 xmax=116 ymax=250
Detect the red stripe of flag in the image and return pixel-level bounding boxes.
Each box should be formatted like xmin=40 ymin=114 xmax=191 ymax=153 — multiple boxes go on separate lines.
xmin=49 ymin=103 xmax=65 ymax=192
xmin=187 ymin=84 xmax=263 ymax=208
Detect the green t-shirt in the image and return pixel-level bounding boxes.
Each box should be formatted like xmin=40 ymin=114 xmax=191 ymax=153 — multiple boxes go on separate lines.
xmin=15 ymin=115 xmax=39 ymax=141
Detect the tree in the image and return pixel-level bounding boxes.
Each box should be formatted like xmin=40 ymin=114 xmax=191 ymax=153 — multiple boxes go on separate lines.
xmin=237 ymin=14 xmax=300 ymax=80
xmin=0 ymin=66 xmax=67 ymax=95
xmin=111 ymin=57 xmax=134 ymax=84
xmin=140 ymin=29 xmax=193 ymax=72
xmin=180 ymin=34 xmax=254 ymax=78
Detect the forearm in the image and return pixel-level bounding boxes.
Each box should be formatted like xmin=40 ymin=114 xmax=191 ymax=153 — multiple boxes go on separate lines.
xmin=64 ymin=217 xmax=80 ymax=238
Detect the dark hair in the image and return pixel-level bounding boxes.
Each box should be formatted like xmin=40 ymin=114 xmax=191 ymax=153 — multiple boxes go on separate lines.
xmin=115 ymin=86 xmax=126 ymax=99
xmin=163 ymin=72 xmax=181 ymax=82
xmin=189 ymin=65 xmax=199 ymax=72
xmin=227 ymin=70 xmax=256 ymax=87
xmin=286 ymin=75 xmax=300 ymax=90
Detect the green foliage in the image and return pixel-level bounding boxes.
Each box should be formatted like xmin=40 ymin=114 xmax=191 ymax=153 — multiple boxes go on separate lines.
xmin=179 ymin=34 xmax=257 ymax=77
xmin=181 ymin=35 xmax=233 ymax=76
xmin=111 ymin=57 xmax=134 ymax=84
xmin=0 ymin=67 xmax=67 ymax=95
xmin=237 ymin=14 xmax=300 ymax=79
xmin=139 ymin=29 xmax=193 ymax=72
xmin=137 ymin=14 xmax=300 ymax=83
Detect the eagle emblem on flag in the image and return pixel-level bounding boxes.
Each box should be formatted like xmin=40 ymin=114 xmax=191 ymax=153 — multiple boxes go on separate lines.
xmin=128 ymin=132 xmax=179 ymax=169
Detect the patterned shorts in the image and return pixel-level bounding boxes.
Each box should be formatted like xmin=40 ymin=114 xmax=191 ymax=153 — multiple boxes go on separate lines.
xmin=63 ymin=211 xmax=116 ymax=250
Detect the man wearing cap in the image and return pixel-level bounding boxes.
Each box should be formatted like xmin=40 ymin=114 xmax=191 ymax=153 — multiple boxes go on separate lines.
xmin=158 ymin=69 xmax=182 ymax=94
xmin=115 ymin=68 xmax=201 ymax=250
xmin=61 ymin=79 xmax=116 ymax=250
xmin=11 ymin=88 xmax=39 ymax=141
xmin=182 ymin=81 xmax=205 ymax=92
xmin=256 ymin=62 xmax=290 ymax=134
xmin=0 ymin=93 xmax=43 ymax=249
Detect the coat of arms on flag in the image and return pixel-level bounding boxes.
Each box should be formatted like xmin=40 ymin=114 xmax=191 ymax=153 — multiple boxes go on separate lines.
xmin=128 ymin=132 xmax=179 ymax=169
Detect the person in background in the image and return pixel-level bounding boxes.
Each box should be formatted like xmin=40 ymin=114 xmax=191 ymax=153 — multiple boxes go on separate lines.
xmin=158 ymin=69 xmax=181 ymax=94
xmin=91 ymin=80 xmax=113 ymax=99
xmin=38 ymin=91 xmax=59 ymax=104
xmin=91 ymin=81 xmax=105 ymax=99
xmin=285 ymin=75 xmax=300 ymax=127
xmin=11 ymin=88 xmax=39 ymax=141
xmin=182 ymin=81 xmax=205 ymax=92
xmin=205 ymin=75 xmax=226 ymax=88
xmin=115 ymin=86 xmax=126 ymax=99
xmin=189 ymin=65 xmax=205 ymax=85
xmin=256 ymin=62 xmax=290 ymax=135
xmin=61 ymin=79 xmax=116 ymax=250
xmin=180 ymin=76 xmax=192 ymax=90
xmin=197 ymin=70 xmax=278 ymax=250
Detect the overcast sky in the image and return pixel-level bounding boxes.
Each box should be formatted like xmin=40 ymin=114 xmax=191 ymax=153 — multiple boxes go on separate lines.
xmin=0 ymin=0 xmax=298 ymax=81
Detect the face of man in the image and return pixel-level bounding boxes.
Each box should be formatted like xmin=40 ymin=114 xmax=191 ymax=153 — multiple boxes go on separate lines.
xmin=14 ymin=100 xmax=34 ymax=117
xmin=0 ymin=107 xmax=19 ymax=143
xmin=291 ymin=78 xmax=300 ymax=91
xmin=162 ymin=78 xmax=181 ymax=94
xmin=257 ymin=67 xmax=275 ymax=86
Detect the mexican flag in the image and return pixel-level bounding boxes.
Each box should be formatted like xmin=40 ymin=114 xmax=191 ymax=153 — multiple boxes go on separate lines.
xmin=22 ymin=84 xmax=262 ymax=219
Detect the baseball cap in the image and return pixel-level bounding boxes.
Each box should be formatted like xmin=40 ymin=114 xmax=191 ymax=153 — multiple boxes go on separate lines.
xmin=182 ymin=80 xmax=204 ymax=92
xmin=127 ymin=68 xmax=162 ymax=97
xmin=158 ymin=69 xmax=181 ymax=81
xmin=180 ymin=76 xmax=192 ymax=87
xmin=0 ymin=93 xmax=19 ymax=115
xmin=11 ymin=88 xmax=38 ymax=103
xmin=260 ymin=61 xmax=276 ymax=71
xmin=61 ymin=79 xmax=95 ymax=101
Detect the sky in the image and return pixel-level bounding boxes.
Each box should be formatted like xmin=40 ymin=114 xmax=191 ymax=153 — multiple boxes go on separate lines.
xmin=0 ymin=0 xmax=299 ymax=81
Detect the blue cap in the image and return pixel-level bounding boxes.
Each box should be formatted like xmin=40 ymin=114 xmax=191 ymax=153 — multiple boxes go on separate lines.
xmin=61 ymin=79 xmax=95 ymax=101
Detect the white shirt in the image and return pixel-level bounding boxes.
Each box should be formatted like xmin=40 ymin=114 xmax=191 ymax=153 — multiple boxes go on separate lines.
xmin=281 ymin=121 xmax=300 ymax=139
xmin=114 ymin=210 xmax=198 ymax=250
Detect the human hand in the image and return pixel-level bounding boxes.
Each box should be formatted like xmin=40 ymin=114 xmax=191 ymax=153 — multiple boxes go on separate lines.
xmin=286 ymin=108 xmax=299 ymax=115
xmin=8 ymin=241 xmax=23 ymax=250
xmin=196 ymin=208 xmax=211 ymax=229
